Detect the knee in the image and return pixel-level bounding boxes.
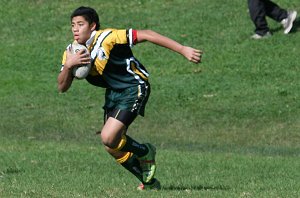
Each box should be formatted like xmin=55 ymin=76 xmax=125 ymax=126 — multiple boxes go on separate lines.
xmin=100 ymin=132 xmax=119 ymax=149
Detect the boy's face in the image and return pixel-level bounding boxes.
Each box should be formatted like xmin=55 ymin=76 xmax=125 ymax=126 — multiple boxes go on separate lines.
xmin=71 ymin=16 xmax=95 ymax=44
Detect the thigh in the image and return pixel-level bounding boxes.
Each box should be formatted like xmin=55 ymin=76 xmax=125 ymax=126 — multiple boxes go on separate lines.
xmin=101 ymin=117 xmax=126 ymax=148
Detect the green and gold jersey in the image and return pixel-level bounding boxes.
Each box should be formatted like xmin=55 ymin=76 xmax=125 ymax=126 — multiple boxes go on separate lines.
xmin=61 ymin=29 xmax=149 ymax=90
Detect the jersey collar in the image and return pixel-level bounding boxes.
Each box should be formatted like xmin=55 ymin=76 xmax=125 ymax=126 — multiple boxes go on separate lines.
xmin=86 ymin=30 xmax=96 ymax=47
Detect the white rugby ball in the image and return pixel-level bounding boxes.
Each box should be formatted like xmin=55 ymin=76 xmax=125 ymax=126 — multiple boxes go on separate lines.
xmin=71 ymin=41 xmax=91 ymax=79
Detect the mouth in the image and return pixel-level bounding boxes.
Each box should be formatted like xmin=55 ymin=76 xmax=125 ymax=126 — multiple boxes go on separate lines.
xmin=74 ymin=34 xmax=79 ymax=40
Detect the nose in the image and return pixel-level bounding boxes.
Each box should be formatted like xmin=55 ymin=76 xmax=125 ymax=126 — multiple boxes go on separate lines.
xmin=72 ymin=25 xmax=79 ymax=32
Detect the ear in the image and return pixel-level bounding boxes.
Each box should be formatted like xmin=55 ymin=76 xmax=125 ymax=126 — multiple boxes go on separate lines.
xmin=90 ymin=22 xmax=96 ymax=31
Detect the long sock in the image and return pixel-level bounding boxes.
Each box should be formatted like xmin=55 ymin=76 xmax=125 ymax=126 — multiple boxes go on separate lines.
xmin=116 ymin=135 xmax=149 ymax=157
xmin=118 ymin=153 xmax=143 ymax=182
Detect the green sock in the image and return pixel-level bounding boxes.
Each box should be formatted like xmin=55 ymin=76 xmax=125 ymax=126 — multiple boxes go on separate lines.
xmin=121 ymin=135 xmax=148 ymax=157
xmin=120 ymin=154 xmax=143 ymax=182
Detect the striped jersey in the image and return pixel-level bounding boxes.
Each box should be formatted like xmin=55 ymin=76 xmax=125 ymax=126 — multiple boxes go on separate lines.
xmin=61 ymin=29 xmax=149 ymax=89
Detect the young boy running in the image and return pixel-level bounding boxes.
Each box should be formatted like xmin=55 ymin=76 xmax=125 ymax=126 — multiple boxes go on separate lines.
xmin=57 ymin=6 xmax=202 ymax=190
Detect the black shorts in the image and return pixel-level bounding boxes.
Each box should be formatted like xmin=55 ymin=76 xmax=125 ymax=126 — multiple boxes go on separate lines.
xmin=103 ymin=83 xmax=150 ymax=127
xmin=104 ymin=109 xmax=137 ymax=127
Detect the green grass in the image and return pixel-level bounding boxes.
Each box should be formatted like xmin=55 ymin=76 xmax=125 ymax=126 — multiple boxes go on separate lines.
xmin=1 ymin=139 xmax=299 ymax=197
xmin=1 ymin=0 xmax=300 ymax=197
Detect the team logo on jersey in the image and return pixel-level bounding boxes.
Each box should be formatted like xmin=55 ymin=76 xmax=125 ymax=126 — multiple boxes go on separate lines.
xmin=97 ymin=47 xmax=107 ymax=60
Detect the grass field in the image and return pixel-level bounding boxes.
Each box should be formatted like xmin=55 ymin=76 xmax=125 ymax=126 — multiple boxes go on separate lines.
xmin=1 ymin=0 xmax=300 ymax=197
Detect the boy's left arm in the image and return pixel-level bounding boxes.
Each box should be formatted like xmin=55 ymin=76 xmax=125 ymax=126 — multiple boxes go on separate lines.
xmin=135 ymin=30 xmax=203 ymax=64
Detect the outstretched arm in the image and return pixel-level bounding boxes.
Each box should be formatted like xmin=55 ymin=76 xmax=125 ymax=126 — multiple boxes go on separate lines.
xmin=136 ymin=30 xmax=203 ymax=63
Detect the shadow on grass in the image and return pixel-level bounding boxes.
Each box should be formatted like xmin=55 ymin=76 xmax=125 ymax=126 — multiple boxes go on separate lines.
xmin=2 ymin=167 xmax=24 ymax=175
xmin=291 ymin=17 xmax=300 ymax=33
xmin=163 ymin=184 xmax=230 ymax=191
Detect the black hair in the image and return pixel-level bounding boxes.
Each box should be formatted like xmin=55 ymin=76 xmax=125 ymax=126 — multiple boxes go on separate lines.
xmin=71 ymin=6 xmax=100 ymax=30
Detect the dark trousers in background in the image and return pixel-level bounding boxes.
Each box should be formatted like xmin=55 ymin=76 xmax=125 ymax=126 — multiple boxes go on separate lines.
xmin=248 ymin=0 xmax=287 ymax=35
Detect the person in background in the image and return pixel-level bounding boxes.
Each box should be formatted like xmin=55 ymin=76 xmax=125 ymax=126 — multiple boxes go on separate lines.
xmin=248 ymin=0 xmax=297 ymax=39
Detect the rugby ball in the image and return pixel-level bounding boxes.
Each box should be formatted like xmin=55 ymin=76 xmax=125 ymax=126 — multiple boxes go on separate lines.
xmin=71 ymin=41 xmax=91 ymax=79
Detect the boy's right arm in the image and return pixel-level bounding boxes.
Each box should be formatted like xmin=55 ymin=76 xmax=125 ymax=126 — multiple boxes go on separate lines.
xmin=57 ymin=62 xmax=74 ymax=93
xmin=57 ymin=49 xmax=91 ymax=92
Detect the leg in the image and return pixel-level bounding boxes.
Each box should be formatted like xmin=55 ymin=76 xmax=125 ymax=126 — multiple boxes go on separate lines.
xmin=248 ymin=0 xmax=270 ymax=35
xmin=101 ymin=113 xmax=149 ymax=157
xmin=100 ymin=111 xmax=156 ymax=183
xmin=264 ymin=0 xmax=287 ymax=22
xmin=101 ymin=84 xmax=156 ymax=184
xmin=100 ymin=117 xmax=126 ymax=149
xmin=104 ymin=146 xmax=144 ymax=183
xmin=264 ymin=1 xmax=297 ymax=34
xmin=100 ymin=117 xmax=145 ymax=182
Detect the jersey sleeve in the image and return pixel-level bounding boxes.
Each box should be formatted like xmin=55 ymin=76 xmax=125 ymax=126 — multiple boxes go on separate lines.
xmin=60 ymin=51 xmax=66 ymax=71
xmin=126 ymin=29 xmax=137 ymax=46
xmin=60 ymin=44 xmax=72 ymax=71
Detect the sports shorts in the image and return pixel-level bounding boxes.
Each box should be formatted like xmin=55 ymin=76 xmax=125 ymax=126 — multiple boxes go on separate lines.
xmin=103 ymin=83 xmax=150 ymax=127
